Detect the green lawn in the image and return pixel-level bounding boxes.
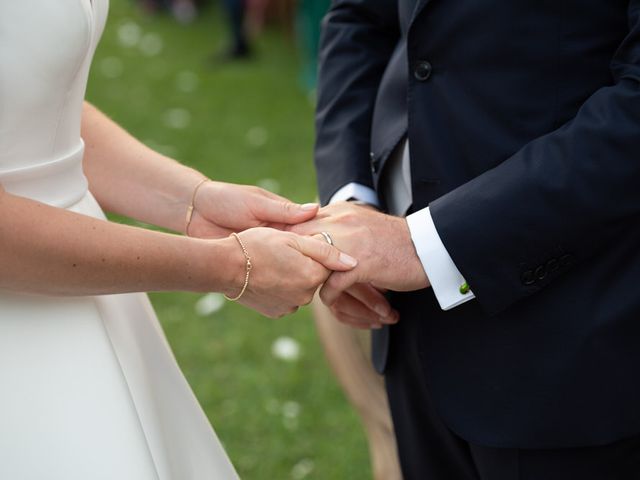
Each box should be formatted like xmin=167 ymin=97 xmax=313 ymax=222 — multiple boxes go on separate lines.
xmin=86 ymin=1 xmax=371 ymax=478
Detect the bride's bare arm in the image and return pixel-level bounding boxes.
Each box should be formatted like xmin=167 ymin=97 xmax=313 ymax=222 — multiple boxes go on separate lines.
xmin=81 ymin=102 xmax=318 ymax=236
xmin=81 ymin=102 xmax=203 ymax=233
xmin=0 ymin=187 xmax=356 ymax=317
xmin=0 ymin=102 xmax=357 ymax=314
xmin=0 ymin=187 xmax=239 ymax=296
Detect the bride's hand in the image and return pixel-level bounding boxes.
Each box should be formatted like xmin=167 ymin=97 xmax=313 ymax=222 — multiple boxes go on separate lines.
xmin=222 ymin=228 xmax=358 ymax=318
xmin=187 ymin=181 xmax=319 ymax=238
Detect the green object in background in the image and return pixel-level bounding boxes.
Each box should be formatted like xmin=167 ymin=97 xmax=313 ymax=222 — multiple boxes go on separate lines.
xmin=297 ymin=0 xmax=331 ymax=92
xmin=86 ymin=0 xmax=371 ymax=478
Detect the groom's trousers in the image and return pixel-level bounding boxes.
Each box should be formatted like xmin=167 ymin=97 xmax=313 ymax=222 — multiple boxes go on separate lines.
xmin=384 ymin=292 xmax=640 ymax=480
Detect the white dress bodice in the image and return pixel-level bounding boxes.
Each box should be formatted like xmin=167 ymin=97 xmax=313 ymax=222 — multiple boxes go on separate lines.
xmin=0 ymin=0 xmax=107 ymax=207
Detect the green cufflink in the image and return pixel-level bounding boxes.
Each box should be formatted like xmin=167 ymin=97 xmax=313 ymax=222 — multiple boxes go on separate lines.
xmin=459 ymin=282 xmax=471 ymax=295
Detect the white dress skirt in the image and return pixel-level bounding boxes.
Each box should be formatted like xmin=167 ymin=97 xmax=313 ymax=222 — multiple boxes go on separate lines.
xmin=0 ymin=1 xmax=238 ymax=478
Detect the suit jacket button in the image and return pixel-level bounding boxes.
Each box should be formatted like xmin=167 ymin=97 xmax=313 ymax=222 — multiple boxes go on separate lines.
xmin=414 ymin=61 xmax=433 ymax=81
xmin=545 ymin=258 xmax=559 ymax=273
xmin=521 ymin=270 xmax=536 ymax=286
xmin=560 ymin=254 xmax=574 ymax=267
xmin=535 ymin=265 xmax=547 ymax=281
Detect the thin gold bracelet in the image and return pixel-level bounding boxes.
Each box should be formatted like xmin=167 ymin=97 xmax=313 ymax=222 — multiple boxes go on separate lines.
xmin=224 ymin=233 xmax=253 ymax=301
xmin=185 ymin=178 xmax=209 ymax=236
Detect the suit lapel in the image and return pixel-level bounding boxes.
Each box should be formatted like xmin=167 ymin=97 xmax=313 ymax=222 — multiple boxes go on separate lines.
xmin=410 ymin=0 xmax=435 ymax=29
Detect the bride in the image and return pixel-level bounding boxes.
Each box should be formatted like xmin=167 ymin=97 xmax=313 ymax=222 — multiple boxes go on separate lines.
xmin=0 ymin=1 xmax=356 ymax=478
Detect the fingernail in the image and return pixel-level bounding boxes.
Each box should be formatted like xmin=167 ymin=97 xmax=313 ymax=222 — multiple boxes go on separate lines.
xmin=301 ymin=203 xmax=318 ymax=211
xmin=371 ymin=324 xmax=383 ymax=330
xmin=375 ymin=304 xmax=390 ymax=317
xmin=379 ymin=312 xmax=399 ymax=324
xmin=339 ymin=253 xmax=358 ymax=267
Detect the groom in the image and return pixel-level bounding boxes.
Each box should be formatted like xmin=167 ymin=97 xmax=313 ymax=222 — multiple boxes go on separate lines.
xmin=292 ymin=0 xmax=640 ymax=478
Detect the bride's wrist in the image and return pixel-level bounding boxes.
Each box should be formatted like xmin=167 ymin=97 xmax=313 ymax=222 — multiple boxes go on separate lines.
xmin=188 ymin=235 xmax=246 ymax=296
xmin=184 ymin=176 xmax=210 ymax=236
xmin=220 ymin=234 xmax=250 ymax=299
xmin=145 ymin=159 xmax=206 ymax=234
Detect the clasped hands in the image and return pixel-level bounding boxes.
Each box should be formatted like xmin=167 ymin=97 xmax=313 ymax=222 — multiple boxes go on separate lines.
xmin=190 ymin=181 xmax=428 ymax=325
xmin=288 ymin=202 xmax=430 ymax=329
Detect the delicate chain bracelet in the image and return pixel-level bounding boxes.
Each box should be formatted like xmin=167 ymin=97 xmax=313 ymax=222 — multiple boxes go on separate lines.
xmin=224 ymin=233 xmax=253 ymax=301
xmin=185 ymin=178 xmax=209 ymax=236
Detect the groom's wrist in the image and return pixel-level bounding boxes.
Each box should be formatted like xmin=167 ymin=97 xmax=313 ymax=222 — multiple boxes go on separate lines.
xmin=348 ymin=199 xmax=380 ymax=211
xmin=406 ymin=208 xmax=475 ymax=310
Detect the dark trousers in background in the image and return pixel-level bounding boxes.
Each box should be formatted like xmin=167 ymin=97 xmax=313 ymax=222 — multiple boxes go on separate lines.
xmin=385 ymin=301 xmax=640 ymax=480
xmin=221 ymin=0 xmax=248 ymax=55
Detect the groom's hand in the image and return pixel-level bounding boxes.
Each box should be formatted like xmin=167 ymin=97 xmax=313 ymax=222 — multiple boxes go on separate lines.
xmin=289 ymin=202 xmax=430 ymax=321
xmin=324 ymin=283 xmax=400 ymax=330
xmin=187 ymin=181 xmax=319 ymax=238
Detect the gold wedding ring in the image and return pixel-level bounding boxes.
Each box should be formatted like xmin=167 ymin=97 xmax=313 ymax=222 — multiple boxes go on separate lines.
xmin=320 ymin=231 xmax=334 ymax=246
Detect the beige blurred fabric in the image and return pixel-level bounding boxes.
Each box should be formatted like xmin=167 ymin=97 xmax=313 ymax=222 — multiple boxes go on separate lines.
xmin=313 ymin=297 xmax=403 ymax=480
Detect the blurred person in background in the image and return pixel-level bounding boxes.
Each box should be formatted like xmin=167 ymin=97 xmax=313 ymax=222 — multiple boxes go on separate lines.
xmin=171 ymin=0 xmax=198 ymax=23
xmin=246 ymin=0 xmax=295 ymax=37
xmin=296 ymin=0 xmax=330 ymax=92
xmin=138 ymin=0 xmax=198 ymax=24
xmin=219 ymin=0 xmax=251 ymax=60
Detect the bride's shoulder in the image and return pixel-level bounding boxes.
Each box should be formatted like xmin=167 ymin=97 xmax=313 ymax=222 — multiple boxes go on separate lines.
xmin=0 ymin=2 xmax=94 ymax=74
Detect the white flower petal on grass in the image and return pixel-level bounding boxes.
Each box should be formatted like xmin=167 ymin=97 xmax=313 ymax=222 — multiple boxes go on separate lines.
xmin=291 ymin=459 xmax=315 ymax=480
xmin=176 ymin=71 xmax=199 ymax=93
xmin=271 ymin=336 xmax=301 ymax=362
xmin=117 ymin=21 xmax=142 ymax=48
xmin=256 ymin=178 xmax=280 ymax=194
xmin=246 ymin=126 xmax=268 ymax=148
xmin=195 ymin=293 xmax=225 ymax=316
xmin=100 ymin=57 xmax=124 ymax=79
xmin=282 ymin=401 xmax=301 ymax=419
xmin=163 ymin=108 xmax=191 ymax=130
xmin=139 ymin=33 xmax=164 ymax=57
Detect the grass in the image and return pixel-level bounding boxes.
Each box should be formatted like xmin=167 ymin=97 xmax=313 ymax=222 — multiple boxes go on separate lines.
xmin=86 ymin=1 xmax=372 ymax=478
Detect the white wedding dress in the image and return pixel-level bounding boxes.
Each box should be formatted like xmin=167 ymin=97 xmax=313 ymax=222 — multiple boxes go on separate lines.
xmin=0 ymin=1 xmax=238 ymax=478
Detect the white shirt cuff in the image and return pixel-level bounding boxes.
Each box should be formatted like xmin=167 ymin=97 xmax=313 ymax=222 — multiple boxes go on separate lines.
xmin=328 ymin=183 xmax=381 ymax=207
xmin=406 ymin=207 xmax=475 ymax=311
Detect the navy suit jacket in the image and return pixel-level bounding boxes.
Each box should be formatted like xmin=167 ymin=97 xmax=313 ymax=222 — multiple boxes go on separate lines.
xmin=315 ymin=0 xmax=640 ymax=448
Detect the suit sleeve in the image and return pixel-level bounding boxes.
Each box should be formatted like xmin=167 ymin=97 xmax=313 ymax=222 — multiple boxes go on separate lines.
xmin=315 ymin=0 xmax=400 ymax=205
xmin=429 ymin=0 xmax=640 ymax=315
